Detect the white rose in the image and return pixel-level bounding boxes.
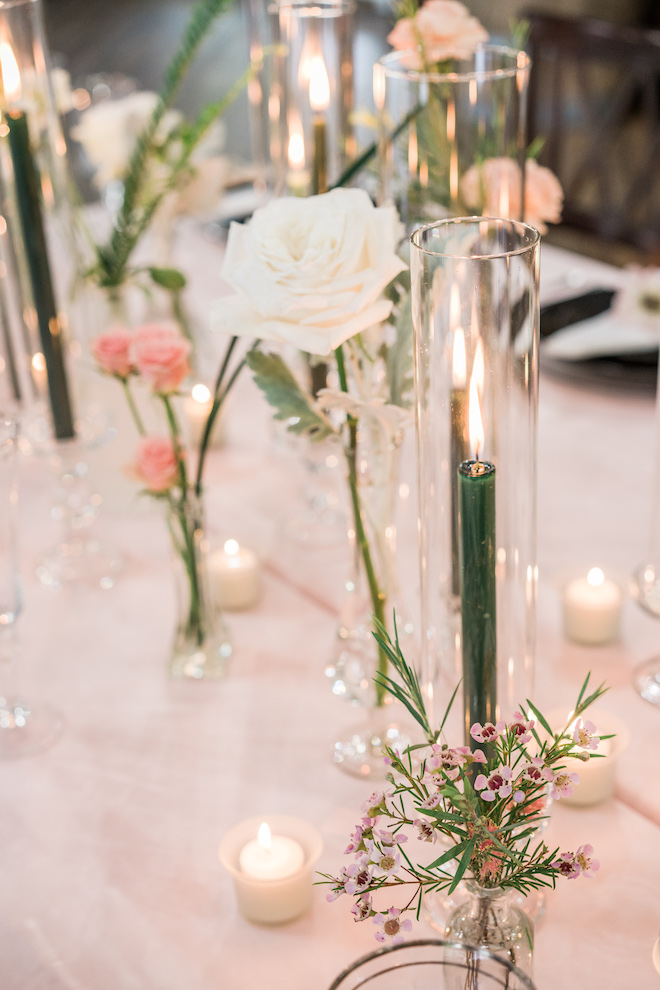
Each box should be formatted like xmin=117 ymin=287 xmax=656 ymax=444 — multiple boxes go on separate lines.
xmin=212 ymin=188 xmax=407 ymax=356
xmin=71 ymin=91 xmax=181 ymax=188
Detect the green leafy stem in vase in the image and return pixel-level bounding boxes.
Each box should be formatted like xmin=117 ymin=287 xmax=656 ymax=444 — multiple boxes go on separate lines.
xmin=320 ymin=618 xmax=610 ymax=943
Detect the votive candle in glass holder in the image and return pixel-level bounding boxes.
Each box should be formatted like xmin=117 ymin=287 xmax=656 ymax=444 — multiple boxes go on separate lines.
xmin=547 ymin=708 xmax=630 ymax=807
xmin=561 ymin=567 xmax=623 ymax=646
xmin=219 ymin=814 xmax=323 ymax=924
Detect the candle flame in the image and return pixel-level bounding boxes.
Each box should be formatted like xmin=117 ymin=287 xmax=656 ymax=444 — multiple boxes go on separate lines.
xmin=287 ymin=114 xmax=305 ymax=169
xmin=473 ymin=337 xmax=485 ymax=394
xmin=224 ymin=539 xmax=239 ymax=557
xmin=468 ymin=367 xmax=484 ymax=460
xmin=0 ymin=42 xmax=21 ymax=104
xmin=191 ymin=383 xmax=211 ymax=404
xmin=587 ymin=567 xmax=604 ymax=587
xmin=257 ymin=822 xmax=271 ymax=851
xmin=32 ymin=352 xmax=46 ymax=372
xmin=309 ymin=54 xmax=330 ymax=112
xmin=452 ymin=326 xmax=467 ymax=389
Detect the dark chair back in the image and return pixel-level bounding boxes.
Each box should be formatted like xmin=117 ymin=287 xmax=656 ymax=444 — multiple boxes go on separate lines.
xmin=525 ymin=13 xmax=660 ymax=252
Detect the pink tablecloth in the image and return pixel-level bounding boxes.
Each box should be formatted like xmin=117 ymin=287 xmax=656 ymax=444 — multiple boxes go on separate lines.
xmin=2 ymin=234 xmax=660 ymax=989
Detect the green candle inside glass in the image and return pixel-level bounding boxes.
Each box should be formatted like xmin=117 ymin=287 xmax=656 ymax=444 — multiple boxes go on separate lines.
xmin=459 ymin=455 xmax=497 ymax=745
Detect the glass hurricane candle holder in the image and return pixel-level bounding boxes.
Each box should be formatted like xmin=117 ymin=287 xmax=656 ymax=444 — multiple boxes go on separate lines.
xmin=411 ymin=217 xmax=540 ymax=742
xmin=247 ymin=0 xmax=355 ymax=198
xmin=375 ymin=46 xmax=529 ymax=235
xmin=328 ymin=939 xmax=536 ymax=990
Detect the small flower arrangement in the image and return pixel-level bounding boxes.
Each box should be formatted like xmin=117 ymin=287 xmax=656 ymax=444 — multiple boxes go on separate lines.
xmin=321 ymin=620 xmax=608 ymax=944
xmin=387 ymin=0 xmax=489 ymax=70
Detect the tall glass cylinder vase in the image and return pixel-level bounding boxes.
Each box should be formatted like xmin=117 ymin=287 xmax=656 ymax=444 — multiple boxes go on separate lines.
xmin=411 ymin=218 xmax=540 ymax=741
xmin=328 ymin=419 xmax=413 ymax=778
xmin=247 ymin=0 xmax=355 ymax=198
xmin=375 ymin=47 xmax=529 ymax=235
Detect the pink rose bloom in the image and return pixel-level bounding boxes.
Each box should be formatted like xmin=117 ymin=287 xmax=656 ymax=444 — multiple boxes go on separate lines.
xmin=388 ymin=0 xmax=488 ymax=64
xmin=132 ymin=436 xmax=179 ymax=493
xmin=132 ymin=322 xmax=191 ymax=393
xmin=461 ymin=157 xmax=564 ymax=234
xmin=91 ymin=327 xmax=134 ymax=378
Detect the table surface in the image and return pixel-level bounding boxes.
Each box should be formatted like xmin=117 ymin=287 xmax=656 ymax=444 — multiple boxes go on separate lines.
xmin=2 ymin=232 xmax=660 ymax=990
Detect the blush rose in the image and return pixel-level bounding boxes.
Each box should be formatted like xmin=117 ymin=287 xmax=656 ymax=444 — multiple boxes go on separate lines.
xmin=131 ymin=323 xmax=191 ymax=393
xmin=461 ymin=157 xmax=564 ymax=235
xmin=387 ymin=0 xmax=488 ymax=64
xmin=91 ymin=328 xmax=134 ymax=378
xmin=132 ymin=436 xmax=180 ymax=493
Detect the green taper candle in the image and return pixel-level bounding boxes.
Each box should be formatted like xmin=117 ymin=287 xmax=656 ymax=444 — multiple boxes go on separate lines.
xmin=450 ymin=386 xmax=468 ymax=596
xmin=459 ymin=457 xmax=497 ymax=744
xmin=6 ymin=108 xmax=75 ymax=439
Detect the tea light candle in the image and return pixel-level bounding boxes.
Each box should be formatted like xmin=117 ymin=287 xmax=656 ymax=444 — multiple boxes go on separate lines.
xmin=183 ymin=383 xmax=223 ymax=448
xmin=239 ymin=822 xmax=305 ymax=881
xmin=209 ymin=539 xmax=261 ymax=611
xmin=550 ymin=709 xmax=630 ymax=807
xmin=562 ymin=567 xmax=622 ymax=645
xmin=219 ymin=814 xmax=323 ymax=925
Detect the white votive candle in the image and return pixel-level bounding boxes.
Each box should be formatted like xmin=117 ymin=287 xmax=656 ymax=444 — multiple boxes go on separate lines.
xmin=562 ymin=567 xmax=622 ymax=645
xmin=183 ymin=383 xmax=223 ymax=448
xmin=550 ymin=709 xmax=630 ymax=808
xmin=209 ymin=539 xmax=261 ymax=611
xmin=219 ymin=815 xmax=323 ymax=925
xmin=239 ymin=823 xmax=305 ymax=881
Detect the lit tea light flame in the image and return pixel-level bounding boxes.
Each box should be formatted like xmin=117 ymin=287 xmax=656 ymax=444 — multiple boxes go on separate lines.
xmin=224 ymin=539 xmax=240 ymax=557
xmin=257 ymin=822 xmax=272 ymax=852
xmin=0 ymin=42 xmax=21 ymax=104
xmin=309 ymin=54 xmax=330 ymax=112
xmin=191 ymin=382 xmax=211 ymax=404
xmin=469 ymin=366 xmax=484 ymax=460
xmin=587 ymin=567 xmax=605 ymax=587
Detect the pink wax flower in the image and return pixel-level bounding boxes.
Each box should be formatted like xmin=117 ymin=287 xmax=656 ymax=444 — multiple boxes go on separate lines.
xmin=550 ymin=769 xmax=580 ymax=800
xmin=132 ymin=436 xmax=180 ymax=493
xmin=474 ymin=765 xmax=513 ymax=802
xmin=372 ymin=907 xmax=412 ymax=944
xmin=576 ymin=843 xmax=600 ymax=878
xmin=573 ymin=718 xmax=600 ymax=751
xmin=508 ymin=711 xmax=535 ymax=745
xmin=387 ymin=0 xmax=488 ymax=64
xmin=132 ymin=322 xmax=191 ymax=393
xmin=470 ymin=720 xmax=505 ymax=744
xmin=91 ymin=327 xmax=134 ymax=378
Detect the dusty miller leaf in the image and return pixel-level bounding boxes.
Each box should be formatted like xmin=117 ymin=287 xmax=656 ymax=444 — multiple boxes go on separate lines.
xmin=246 ymin=351 xmax=335 ymax=442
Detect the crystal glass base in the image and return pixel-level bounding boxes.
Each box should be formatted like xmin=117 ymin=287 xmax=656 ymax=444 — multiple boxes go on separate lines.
xmin=169 ymin=635 xmax=232 ymax=681
xmin=632 ymin=563 xmax=660 ymax=617
xmin=332 ymin=715 xmax=412 ymax=779
xmin=424 ymin=884 xmax=546 ymax=935
xmin=633 ymin=657 xmax=660 ymax=705
xmin=36 ymin=536 xmax=123 ymax=591
xmin=0 ymin=697 xmax=63 ymax=758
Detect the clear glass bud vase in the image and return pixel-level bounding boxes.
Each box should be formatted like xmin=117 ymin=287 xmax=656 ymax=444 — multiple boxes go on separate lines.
xmin=167 ymin=495 xmax=231 ymax=680
xmin=328 ymin=420 xmax=413 ymax=777
xmin=444 ymin=881 xmax=534 ymax=987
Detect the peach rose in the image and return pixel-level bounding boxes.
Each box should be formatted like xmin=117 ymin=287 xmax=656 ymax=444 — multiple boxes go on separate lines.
xmin=131 ymin=323 xmax=191 ymax=393
xmin=91 ymin=328 xmax=134 ymax=378
xmin=387 ymin=0 xmax=488 ymax=64
xmin=132 ymin=436 xmax=180 ymax=492
xmin=460 ymin=157 xmax=564 ymax=234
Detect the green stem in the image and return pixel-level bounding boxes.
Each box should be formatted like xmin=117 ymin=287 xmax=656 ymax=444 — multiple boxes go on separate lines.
xmin=335 ymin=343 xmax=388 ymax=706
xmin=172 ymin=290 xmax=194 ymax=344
xmin=173 ymin=501 xmax=204 ymax=644
xmin=194 ymin=337 xmax=247 ymax=497
xmin=162 ymin=393 xmax=188 ymax=492
xmin=121 ymin=378 xmax=146 ymax=436
xmin=328 ymin=106 xmax=422 ymax=192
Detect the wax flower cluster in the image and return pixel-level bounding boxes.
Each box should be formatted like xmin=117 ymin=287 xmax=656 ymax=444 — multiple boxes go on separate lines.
xmin=320 ymin=630 xmax=607 ymax=945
